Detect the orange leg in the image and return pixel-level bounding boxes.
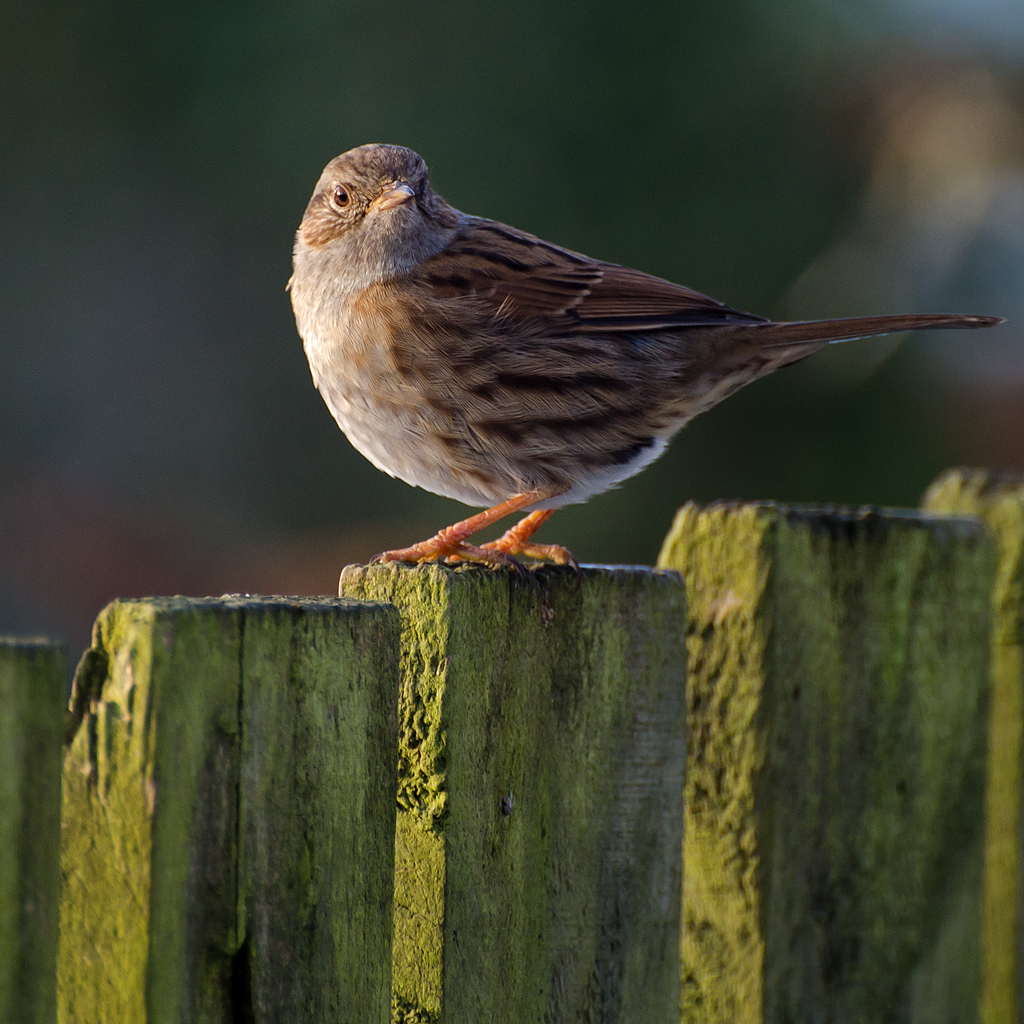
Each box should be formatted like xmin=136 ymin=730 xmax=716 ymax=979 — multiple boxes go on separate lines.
xmin=480 ymin=509 xmax=578 ymax=570
xmin=372 ymin=488 xmax=570 ymax=571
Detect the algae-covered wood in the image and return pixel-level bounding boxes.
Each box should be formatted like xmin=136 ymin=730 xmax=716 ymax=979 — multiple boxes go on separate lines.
xmin=58 ymin=597 xmax=399 ymax=1024
xmin=339 ymin=563 xmax=688 ymax=1024
xmin=0 ymin=639 xmax=65 ymax=1024
xmin=239 ymin=599 xmax=400 ymax=1021
xmin=658 ymin=504 xmax=993 ymax=1024
xmin=923 ymin=469 xmax=1024 ymax=1024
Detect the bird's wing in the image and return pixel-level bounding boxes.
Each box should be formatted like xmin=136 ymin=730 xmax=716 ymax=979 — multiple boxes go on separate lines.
xmin=411 ymin=217 xmax=768 ymax=332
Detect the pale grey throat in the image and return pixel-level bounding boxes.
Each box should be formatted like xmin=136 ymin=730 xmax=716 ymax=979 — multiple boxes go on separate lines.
xmin=291 ymin=207 xmax=488 ymax=503
xmin=290 ymin=203 xmax=461 ymax=323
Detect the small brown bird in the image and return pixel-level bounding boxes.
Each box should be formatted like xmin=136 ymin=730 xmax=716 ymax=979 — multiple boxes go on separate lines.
xmin=289 ymin=144 xmax=1001 ymax=571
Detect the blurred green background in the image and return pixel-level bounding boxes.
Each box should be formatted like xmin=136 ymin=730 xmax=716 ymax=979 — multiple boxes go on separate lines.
xmin=2 ymin=0 xmax=1022 ymax=655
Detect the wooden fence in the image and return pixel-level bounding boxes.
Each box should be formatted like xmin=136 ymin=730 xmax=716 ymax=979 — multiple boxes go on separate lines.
xmin=1 ymin=467 xmax=1021 ymax=1023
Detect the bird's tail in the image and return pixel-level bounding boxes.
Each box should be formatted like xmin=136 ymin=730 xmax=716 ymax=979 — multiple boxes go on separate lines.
xmin=727 ymin=312 xmax=1004 ymax=375
xmin=676 ymin=313 xmax=1004 ymax=423
xmin=754 ymin=313 xmax=1002 ymax=348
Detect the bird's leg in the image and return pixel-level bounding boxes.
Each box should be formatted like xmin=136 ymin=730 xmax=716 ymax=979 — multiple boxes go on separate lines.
xmin=372 ymin=489 xmax=563 ymax=570
xmin=480 ymin=510 xmax=578 ymax=570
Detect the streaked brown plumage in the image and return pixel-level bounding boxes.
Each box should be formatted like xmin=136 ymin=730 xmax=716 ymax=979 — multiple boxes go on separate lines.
xmin=289 ymin=144 xmax=1002 ymax=571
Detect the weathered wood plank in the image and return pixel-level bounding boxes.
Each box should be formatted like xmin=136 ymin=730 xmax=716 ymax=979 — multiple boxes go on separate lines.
xmin=657 ymin=504 xmax=993 ymax=1024
xmin=239 ymin=598 xmax=400 ymax=1021
xmin=923 ymin=469 xmax=1024 ymax=1024
xmin=339 ymin=563 xmax=688 ymax=1024
xmin=59 ymin=599 xmax=240 ymax=1024
xmin=58 ymin=597 xmax=399 ymax=1024
xmin=0 ymin=638 xmax=65 ymax=1024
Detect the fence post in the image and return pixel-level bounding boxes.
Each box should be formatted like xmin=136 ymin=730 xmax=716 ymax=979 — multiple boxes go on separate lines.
xmin=657 ymin=503 xmax=993 ymax=1024
xmin=923 ymin=469 xmax=1024 ymax=1024
xmin=58 ymin=596 xmax=399 ymax=1023
xmin=0 ymin=639 xmax=65 ymax=1024
xmin=339 ymin=563 xmax=688 ymax=1024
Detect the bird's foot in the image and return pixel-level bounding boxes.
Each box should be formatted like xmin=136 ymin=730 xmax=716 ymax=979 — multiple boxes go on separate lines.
xmin=483 ymin=537 xmax=577 ymax=568
xmin=369 ymin=491 xmax=570 ymax=583
xmin=477 ymin=510 xmax=581 ymax=582
xmin=371 ymin=535 xmax=529 ymax=580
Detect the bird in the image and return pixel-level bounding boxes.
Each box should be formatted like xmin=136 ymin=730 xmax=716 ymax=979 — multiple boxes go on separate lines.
xmin=288 ymin=143 xmax=1002 ymax=573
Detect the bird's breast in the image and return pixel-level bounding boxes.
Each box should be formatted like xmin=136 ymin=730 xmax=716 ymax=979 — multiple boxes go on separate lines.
xmin=297 ymin=287 xmax=514 ymax=507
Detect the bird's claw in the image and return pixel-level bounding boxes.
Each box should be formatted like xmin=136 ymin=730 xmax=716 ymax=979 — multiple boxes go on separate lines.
xmin=567 ymin=554 xmax=582 ymax=591
xmin=443 ymin=543 xmax=532 ymax=583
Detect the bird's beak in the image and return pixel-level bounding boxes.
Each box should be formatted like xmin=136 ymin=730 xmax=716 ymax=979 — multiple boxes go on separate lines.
xmin=373 ymin=181 xmax=416 ymax=211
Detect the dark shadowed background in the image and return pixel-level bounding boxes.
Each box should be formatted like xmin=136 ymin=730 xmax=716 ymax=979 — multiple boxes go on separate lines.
xmin=2 ymin=0 xmax=1023 ymax=658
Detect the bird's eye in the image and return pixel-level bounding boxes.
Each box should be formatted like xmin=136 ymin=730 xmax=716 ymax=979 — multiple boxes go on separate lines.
xmin=332 ymin=185 xmax=350 ymax=208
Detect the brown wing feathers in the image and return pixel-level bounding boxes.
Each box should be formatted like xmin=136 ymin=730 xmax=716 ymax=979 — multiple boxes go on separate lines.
xmin=418 ymin=218 xmax=768 ymax=330
xmin=419 ymin=219 xmax=1001 ymax=348
xmin=409 ymin=218 xmax=1003 ymax=431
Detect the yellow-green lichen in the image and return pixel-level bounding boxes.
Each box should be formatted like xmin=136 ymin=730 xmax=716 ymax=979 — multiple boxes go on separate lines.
xmin=659 ymin=503 xmax=775 ymax=1024
xmin=341 ymin=564 xmax=452 ymax=833
xmin=391 ymin=811 xmax=445 ymax=1018
xmin=59 ymin=596 xmax=400 ymax=1024
xmin=341 ymin=562 xmax=688 ymax=1024
xmin=59 ymin=601 xmax=160 ymax=1024
xmin=923 ymin=469 xmax=1024 ymax=1024
xmin=659 ymin=502 xmax=993 ymax=1024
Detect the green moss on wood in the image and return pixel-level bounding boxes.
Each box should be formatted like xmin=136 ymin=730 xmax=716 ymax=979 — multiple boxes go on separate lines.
xmin=658 ymin=503 xmax=993 ymax=1024
xmin=58 ymin=596 xmax=400 ymax=1024
xmin=340 ymin=563 xmax=688 ymax=1024
xmin=923 ymin=469 xmax=1024 ymax=1024
xmin=339 ymin=565 xmax=453 ymax=832
xmin=59 ymin=599 xmax=241 ymax=1024
xmin=658 ymin=504 xmax=773 ymax=1022
xmin=392 ymin=812 xmax=445 ymax=1020
xmin=238 ymin=598 xmax=400 ymax=1022
xmin=0 ymin=639 xmax=65 ymax=1024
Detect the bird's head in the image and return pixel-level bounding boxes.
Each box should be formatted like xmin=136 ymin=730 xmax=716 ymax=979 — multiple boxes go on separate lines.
xmin=293 ymin=144 xmax=459 ymax=290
